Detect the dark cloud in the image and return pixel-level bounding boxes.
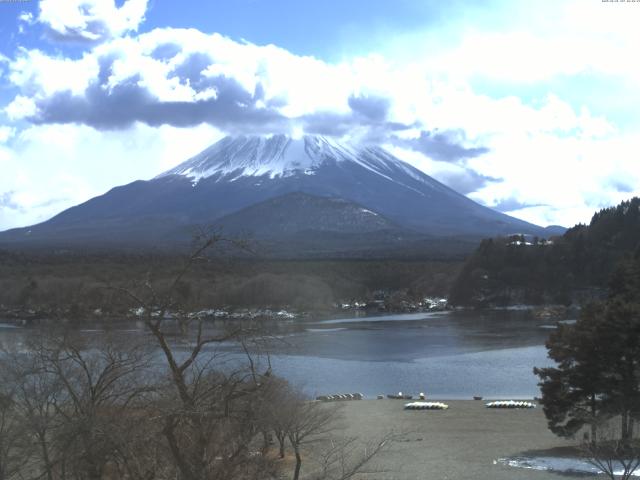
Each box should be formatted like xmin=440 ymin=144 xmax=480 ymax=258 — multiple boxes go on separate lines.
xmin=609 ymin=179 xmax=634 ymax=193
xmin=301 ymin=113 xmax=415 ymax=139
xmin=0 ymin=191 xmax=67 ymax=213
xmin=169 ymin=52 xmax=215 ymax=90
xmin=18 ymin=49 xmax=478 ymax=149
xmin=492 ymin=197 xmax=546 ymax=212
xmin=150 ymin=43 xmax=182 ymax=61
xmin=300 ymin=93 xmax=417 ymax=138
xmin=27 ymin=54 xmax=288 ymax=132
xmin=386 ymin=121 xmax=416 ymax=131
xmin=302 ymin=96 xmax=414 ymax=139
xmin=0 ymin=191 xmax=20 ymax=210
xmin=301 ymin=112 xmax=356 ymax=136
xmin=44 ymin=22 xmax=111 ymax=44
xmin=436 ymin=169 xmax=500 ymax=195
xmin=395 ymin=130 xmax=489 ymax=163
xmin=348 ymin=94 xmax=390 ymax=122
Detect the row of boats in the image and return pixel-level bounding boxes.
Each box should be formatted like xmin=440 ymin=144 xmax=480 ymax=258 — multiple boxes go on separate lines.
xmin=315 ymin=393 xmax=536 ymax=409
xmin=404 ymin=402 xmax=449 ymax=410
xmin=404 ymin=400 xmax=536 ymax=410
xmin=485 ymin=400 xmax=536 ymax=409
xmin=316 ymin=393 xmax=364 ymax=402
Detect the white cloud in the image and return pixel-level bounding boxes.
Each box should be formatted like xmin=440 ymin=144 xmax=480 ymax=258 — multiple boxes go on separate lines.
xmin=18 ymin=12 xmax=34 ymax=25
xmin=464 ymin=130 xmax=640 ymax=227
xmin=38 ymin=0 xmax=148 ymax=43
xmin=383 ymin=0 xmax=640 ymax=86
xmin=5 ymin=95 xmax=37 ymax=120
xmin=0 ymin=127 xmax=15 ymax=143
xmin=18 ymin=11 xmax=35 ymax=34
xmin=0 ymin=122 xmax=221 ymax=230
xmin=8 ymin=48 xmax=99 ymax=97
xmin=0 ymin=53 xmax=9 ymax=80
xmin=3 ymin=28 xmax=455 ymax=132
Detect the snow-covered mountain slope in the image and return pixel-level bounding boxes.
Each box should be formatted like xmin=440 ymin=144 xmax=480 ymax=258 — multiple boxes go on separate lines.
xmin=158 ymin=135 xmax=440 ymax=191
xmin=0 ymin=135 xmax=549 ymax=254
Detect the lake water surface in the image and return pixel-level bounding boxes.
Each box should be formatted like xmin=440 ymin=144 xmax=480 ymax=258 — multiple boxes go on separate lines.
xmin=255 ymin=309 xmax=560 ymax=399
xmin=0 ymin=309 xmax=564 ymax=399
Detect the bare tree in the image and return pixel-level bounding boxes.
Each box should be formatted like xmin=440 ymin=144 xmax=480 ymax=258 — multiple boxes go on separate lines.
xmin=0 ymin=390 xmax=29 ymax=480
xmin=115 ymin=233 xmax=277 ymax=480
xmin=583 ymin=422 xmax=640 ymax=480
xmin=30 ymin=331 xmax=153 ymax=480
xmin=110 ymin=231 xmax=393 ymax=480
xmin=286 ymin=395 xmax=340 ymax=480
xmin=1 ymin=344 xmax=62 ymax=480
xmin=258 ymin=376 xmax=294 ymax=459
xmin=309 ymin=434 xmax=395 ymax=480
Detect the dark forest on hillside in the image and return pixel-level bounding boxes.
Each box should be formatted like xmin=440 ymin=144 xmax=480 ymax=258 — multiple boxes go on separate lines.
xmin=450 ymin=198 xmax=640 ymax=307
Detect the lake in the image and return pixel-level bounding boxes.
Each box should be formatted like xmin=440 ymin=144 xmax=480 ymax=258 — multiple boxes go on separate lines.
xmin=0 ymin=309 xmax=564 ymax=399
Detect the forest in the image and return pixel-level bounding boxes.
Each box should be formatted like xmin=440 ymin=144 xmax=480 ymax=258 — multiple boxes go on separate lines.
xmin=449 ymin=197 xmax=640 ymax=307
xmin=0 ymin=248 xmax=461 ymax=321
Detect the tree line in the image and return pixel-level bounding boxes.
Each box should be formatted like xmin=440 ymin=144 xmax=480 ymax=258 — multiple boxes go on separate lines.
xmin=0 ymin=248 xmax=460 ymax=319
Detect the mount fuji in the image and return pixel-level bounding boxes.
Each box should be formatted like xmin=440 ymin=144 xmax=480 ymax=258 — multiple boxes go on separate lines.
xmin=0 ymin=135 xmax=556 ymax=256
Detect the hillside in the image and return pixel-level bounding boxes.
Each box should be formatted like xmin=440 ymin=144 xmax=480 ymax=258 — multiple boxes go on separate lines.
xmin=449 ymin=197 xmax=640 ymax=307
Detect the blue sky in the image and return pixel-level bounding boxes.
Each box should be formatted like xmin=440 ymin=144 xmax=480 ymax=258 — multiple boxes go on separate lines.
xmin=0 ymin=0 xmax=639 ymax=230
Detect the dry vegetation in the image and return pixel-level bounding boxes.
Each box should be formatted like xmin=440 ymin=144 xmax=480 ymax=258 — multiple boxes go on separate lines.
xmin=0 ymin=330 xmax=391 ymax=480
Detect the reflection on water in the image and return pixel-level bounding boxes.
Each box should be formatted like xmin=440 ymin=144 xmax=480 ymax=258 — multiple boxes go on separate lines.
xmin=0 ymin=309 xmax=563 ymax=399
xmin=272 ymin=309 xmax=554 ymax=362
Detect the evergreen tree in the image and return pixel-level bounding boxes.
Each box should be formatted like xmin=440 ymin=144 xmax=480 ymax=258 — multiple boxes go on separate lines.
xmin=534 ymin=303 xmax=608 ymax=442
xmin=535 ymin=254 xmax=640 ymax=446
xmin=595 ymin=299 xmax=640 ymax=445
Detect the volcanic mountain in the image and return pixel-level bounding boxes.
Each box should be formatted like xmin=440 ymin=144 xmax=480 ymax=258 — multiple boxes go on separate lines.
xmin=0 ymin=135 xmax=553 ymax=256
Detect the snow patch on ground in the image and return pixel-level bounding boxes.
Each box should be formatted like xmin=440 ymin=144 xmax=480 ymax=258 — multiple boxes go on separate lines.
xmin=360 ymin=208 xmax=378 ymax=216
xmin=499 ymin=455 xmax=640 ymax=476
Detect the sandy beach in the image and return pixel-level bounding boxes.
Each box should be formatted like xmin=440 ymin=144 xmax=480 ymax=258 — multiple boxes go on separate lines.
xmin=328 ymin=399 xmax=581 ymax=480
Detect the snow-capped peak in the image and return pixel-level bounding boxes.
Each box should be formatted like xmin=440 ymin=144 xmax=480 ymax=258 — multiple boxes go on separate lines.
xmin=157 ymin=134 xmax=432 ymax=187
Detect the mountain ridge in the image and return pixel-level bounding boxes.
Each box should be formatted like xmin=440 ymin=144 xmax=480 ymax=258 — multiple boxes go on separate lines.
xmin=0 ymin=134 xmax=555 ymax=256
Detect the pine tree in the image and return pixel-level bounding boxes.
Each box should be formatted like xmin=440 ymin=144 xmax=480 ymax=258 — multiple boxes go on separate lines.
xmin=534 ymin=303 xmax=607 ymax=442
xmin=535 ymin=254 xmax=640 ymax=446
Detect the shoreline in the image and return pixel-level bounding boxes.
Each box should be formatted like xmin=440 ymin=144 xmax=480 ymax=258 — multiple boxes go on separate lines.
xmin=330 ymin=399 xmax=579 ymax=480
xmin=0 ymin=302 xmax=577 ymax=328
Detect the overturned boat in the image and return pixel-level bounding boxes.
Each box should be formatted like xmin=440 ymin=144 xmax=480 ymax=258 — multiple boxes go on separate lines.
xmin=404 ymin=402 xmax=449 ymax=410
xmin=485 ymin=400 xmax=535 ymax=409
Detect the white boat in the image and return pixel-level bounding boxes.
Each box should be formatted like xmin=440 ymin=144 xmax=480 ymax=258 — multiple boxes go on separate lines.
xmin=404 ymin=401 xmax=449 ymax=410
